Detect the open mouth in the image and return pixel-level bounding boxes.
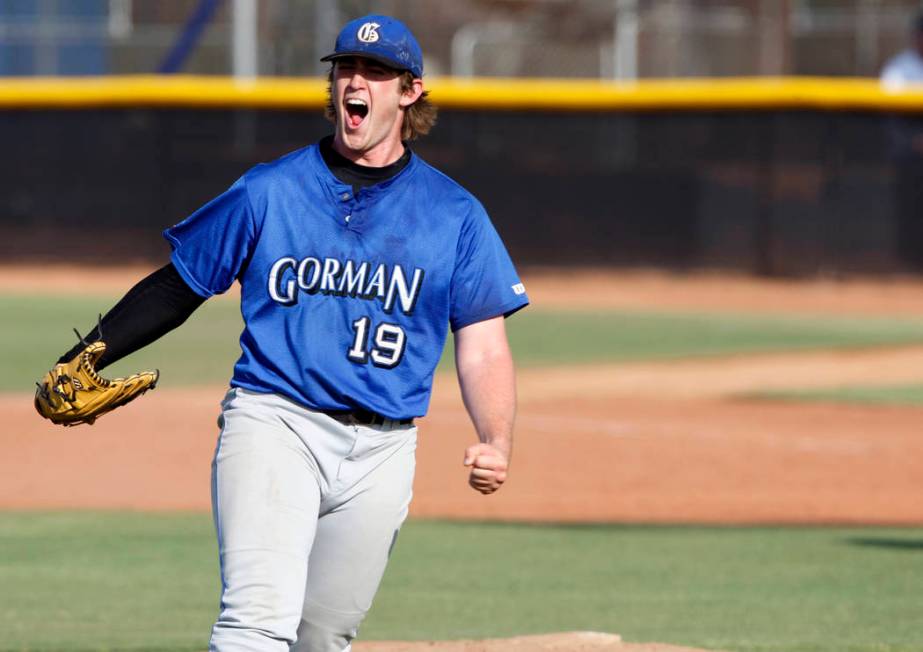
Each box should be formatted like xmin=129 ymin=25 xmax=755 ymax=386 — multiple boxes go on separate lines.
xmin=345 ymin=98 xmax=368 ymax=128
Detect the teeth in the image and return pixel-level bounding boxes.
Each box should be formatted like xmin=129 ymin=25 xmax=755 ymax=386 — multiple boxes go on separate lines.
xmin=346 ymin=99 xmax=367 ymax=107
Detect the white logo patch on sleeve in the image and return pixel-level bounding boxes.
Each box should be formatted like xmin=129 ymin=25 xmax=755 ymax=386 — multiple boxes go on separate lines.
xmin=512 ymin=283 xmax=526 ymax=295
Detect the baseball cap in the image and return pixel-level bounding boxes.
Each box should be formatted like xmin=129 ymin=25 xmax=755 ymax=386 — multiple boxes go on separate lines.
xmin=321 ymin=15 xmax=424 ymax=78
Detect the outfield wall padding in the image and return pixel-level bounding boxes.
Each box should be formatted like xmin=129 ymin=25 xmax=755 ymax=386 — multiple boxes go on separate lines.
xmin=2 ymin=77 xmax=922 ymax=275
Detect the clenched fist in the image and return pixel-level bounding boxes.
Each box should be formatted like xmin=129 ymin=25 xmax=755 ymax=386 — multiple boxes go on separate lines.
xmin=463 ymin=442 xmax=509 ymax=494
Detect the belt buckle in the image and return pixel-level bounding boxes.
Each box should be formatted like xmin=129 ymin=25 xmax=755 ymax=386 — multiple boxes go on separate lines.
xmin=328 ymin=408 xmax=394 ymax=428
xmin=355 ymin=409 xmax=382 ymax=427
xmin=341 ymin=410 xmax=373 ymax=427
xmin=327 ymin=411 xmax=358 ymax=426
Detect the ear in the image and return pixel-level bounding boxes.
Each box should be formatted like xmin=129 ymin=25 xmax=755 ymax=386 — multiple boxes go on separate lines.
xmin=399 ymin=78 xmax=424 ymax=108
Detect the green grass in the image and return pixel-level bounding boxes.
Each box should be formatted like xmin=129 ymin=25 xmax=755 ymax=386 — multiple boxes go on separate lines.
xmin=8 ymin=293 xmax=923 ymax=392
xmin=0 ymin=512 xmax=218 ymax=652
xmin=501 ymin=310 xmax=923 ymax=366
xmin=749 ymin=383 xmax=923 ymax=407
xmin=1 ymin=513 xmax=921 ymax=652
xmin=3 ymin=295 xmax=243 ymax=392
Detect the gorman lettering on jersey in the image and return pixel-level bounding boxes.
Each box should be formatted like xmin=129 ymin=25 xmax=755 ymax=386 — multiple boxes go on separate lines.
xmin=268 ymin=255 xmax=425 ymax=316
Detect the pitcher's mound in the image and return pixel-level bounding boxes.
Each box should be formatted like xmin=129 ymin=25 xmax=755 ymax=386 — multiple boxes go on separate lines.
xmin=354 ymin=631 xmax=719 ymax=651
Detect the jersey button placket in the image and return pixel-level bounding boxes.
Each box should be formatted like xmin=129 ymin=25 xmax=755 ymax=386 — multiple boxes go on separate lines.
xmin=340 ymin=191 xmax=354 ymax=226
xmin=346 ymin=193 xmax=366 ymax=231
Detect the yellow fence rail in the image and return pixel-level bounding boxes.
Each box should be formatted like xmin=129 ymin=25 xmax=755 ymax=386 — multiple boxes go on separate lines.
xmin=2 ymin=75 xmax=923 ymax=112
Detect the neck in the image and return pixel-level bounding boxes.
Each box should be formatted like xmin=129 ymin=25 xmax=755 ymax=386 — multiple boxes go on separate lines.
xmin=332 ymin=132 xmax=405 ymax=168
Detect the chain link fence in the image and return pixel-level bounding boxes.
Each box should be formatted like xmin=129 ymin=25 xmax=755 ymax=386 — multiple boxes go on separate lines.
xmin=2 ymin=0 xmax=923 ymax=78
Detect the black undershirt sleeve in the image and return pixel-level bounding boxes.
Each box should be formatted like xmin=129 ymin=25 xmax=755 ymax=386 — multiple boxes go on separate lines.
xmin=58 ymin=263 xmax=207 ymax=371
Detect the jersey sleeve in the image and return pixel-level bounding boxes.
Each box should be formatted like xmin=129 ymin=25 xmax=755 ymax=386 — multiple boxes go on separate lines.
xmin=162 ymin=176 xmax=256 ymax=298
xmin=449 ymin=201 xmax=529 ymax=332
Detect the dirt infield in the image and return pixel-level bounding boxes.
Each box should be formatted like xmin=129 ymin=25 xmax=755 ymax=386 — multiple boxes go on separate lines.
xmin=5 ymin=267 xmax=923 ymax=652
xmin=353 ymin=632 xmax=717 ymax=652
xmin=4 ymin=267 xmax=922 ymax=523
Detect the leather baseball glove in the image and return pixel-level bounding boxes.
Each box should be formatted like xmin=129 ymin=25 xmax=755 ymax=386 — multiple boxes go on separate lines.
xmin=34 ymin=340 xmax=159 ymax=427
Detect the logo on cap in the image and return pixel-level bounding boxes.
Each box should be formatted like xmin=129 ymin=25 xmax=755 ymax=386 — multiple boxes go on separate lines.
xmin=357 ymin=22 xmax=380 ymax=43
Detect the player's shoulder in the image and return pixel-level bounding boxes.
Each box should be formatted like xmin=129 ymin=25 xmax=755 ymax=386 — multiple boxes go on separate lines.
xmin=411 ymin=155 xmax=472 ymax=195
xmin=410 ymin=154 xmax=487 ymax=218
xmin=242 ymin=143 xmax=318 ymax=183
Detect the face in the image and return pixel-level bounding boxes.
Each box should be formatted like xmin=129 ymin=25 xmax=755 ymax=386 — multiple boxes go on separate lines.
xmin=332 ymin=57 xmax=423 ymax=164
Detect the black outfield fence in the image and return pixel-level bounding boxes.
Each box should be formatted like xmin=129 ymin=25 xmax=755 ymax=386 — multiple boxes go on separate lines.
xmin=2 ymin=77 xmax=923 ymax=276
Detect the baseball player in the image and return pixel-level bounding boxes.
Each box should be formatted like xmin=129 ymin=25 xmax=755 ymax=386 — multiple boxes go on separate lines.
xmin=881 ymin=11 xmax=923 ymax=269
xmin=36 ymin=14 xmax=528 ymax=652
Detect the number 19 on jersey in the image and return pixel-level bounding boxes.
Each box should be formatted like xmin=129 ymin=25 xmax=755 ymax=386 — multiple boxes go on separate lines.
xmin=347 ymin=317 xmax=406 ymax=369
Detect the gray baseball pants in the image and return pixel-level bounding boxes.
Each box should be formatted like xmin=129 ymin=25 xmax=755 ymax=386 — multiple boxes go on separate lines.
xmin=208 ymin=388 xmax=417 ymax=652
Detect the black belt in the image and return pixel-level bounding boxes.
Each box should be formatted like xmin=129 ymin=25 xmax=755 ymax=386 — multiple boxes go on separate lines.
xmin=323 ymin=408 xmax=413 ymax=427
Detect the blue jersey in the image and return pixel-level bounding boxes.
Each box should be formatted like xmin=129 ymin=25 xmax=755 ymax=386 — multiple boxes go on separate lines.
xmin=164 ymin=144 xmax=529 ymax=419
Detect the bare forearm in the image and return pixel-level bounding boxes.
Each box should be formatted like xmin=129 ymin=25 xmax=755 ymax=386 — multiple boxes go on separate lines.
xmin=455 ymin=342 xmax=516 ymax=459
xmin=453 ymin=316 xmax=517 ymax=495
